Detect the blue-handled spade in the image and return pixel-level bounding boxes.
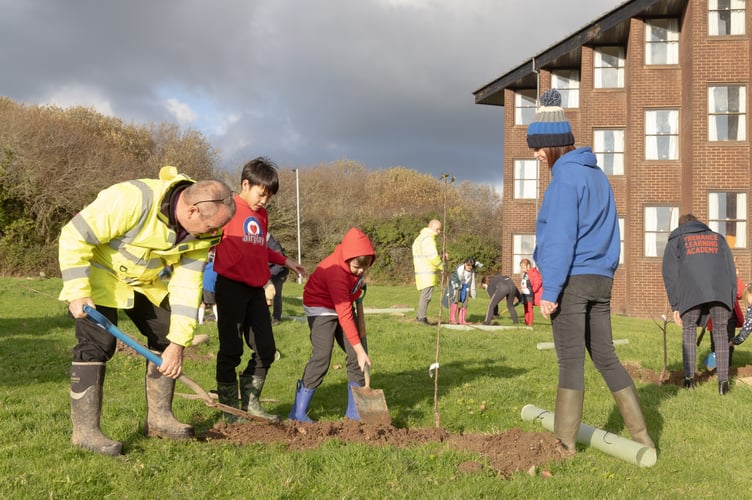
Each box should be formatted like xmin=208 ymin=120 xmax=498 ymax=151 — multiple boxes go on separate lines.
xmin=82 ymin=304 xmax=269 ymax=423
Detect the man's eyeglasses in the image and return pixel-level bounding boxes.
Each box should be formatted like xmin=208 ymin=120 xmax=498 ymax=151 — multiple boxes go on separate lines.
xmin=193 ymin=195 xmax=233 ymax=207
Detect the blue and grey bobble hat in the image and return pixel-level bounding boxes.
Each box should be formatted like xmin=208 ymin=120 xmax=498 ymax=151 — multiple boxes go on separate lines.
xmin=526 ymin=89 xmax=575 ymax=148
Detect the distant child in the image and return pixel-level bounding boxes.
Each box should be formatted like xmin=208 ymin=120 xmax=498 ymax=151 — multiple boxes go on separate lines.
xmin=198 ymin=250 xmax=218 ymax=325
xmin=480 ymin=275 xmax=522 ymax=325
xmin=213 ymin=157 xmax=307 ymax=422
xmin=442 ymin=257 xmax=482 ymax=324
xmin=519 ymin=258 xmax=543 ymax=326
xmin=288 ymin=227 xmax=376 ymax=422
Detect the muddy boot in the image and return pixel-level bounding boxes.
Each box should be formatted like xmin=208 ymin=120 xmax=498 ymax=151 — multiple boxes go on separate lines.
xmin=449 ymin=304 xmax=458 ymax=324
xmin=612 ymin=384 xmax=655 ymax=449
xmin=240 ymin=375 xmax=280 ymax=423
xmin=288 ymin=380 xmax=316 ymax=422
xmin=70 ymin=362 xmax=123 ymax=456
xmin=345 ymin=381 xmax=361 ymax=421
xmin=144 ymin=358 xmax=193 ymax=439
xmin=216 ymin=381 xmax=241 ymax=423
xmin=554 ymin=387 xmax=584 ymax=451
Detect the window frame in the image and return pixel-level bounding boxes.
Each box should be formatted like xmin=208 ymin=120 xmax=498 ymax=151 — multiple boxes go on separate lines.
xmin=645 ymin=18 xmax=680 ymax=65
xmin=593 ymin=128 xmax=625 ymax=175
xmin=709 ymin=191 xmax=748 ymax=249
xmin=512 ymin=234 xmax=536 ymax=274
xmin=515 ymin=89 xmax=538 ymax=126
xmin=644 ymin=206 xmax=679 ymax=257
xmin=708 ymin=84 xmax=747 ymax=141
xmin=513 ymin=159 xmax=539 ymax=200
xmin=551 ymin=69 xmax=580 ymax=108
xmin=709 ymin=0 xmax=746 ymax=36
xmin=594 ymin=46 xmax=625 ymax=89
xmin=645 ymin=109 xmax=680 ymax=160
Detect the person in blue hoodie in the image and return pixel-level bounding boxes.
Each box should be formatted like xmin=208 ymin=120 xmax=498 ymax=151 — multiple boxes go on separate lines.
xmin=529 ymin=89 xmax=654 ymax=453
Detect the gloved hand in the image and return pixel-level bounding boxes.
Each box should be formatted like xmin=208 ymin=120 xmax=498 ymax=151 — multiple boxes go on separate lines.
xmin=732 ymin=330 xmax=750 ymax=345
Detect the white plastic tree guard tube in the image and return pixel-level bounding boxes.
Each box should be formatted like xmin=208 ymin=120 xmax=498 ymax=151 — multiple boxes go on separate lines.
xmin=520 ymin=404 xmax=657 ymax=467
xmin=536 ymin=339 xmax=629 ymax=350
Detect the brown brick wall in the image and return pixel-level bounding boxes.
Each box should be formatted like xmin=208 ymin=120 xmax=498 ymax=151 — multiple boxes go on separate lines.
xmin=499 ymin=1 xmax=752 ymax=318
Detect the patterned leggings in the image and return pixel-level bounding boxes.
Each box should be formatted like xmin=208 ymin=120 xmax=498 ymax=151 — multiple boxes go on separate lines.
xmin=681 ymin=303 xmax=731 ymax=382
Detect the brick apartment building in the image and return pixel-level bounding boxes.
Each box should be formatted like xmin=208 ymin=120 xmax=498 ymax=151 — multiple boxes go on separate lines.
xmin=474 ymin=0 xmax=750 ymax=318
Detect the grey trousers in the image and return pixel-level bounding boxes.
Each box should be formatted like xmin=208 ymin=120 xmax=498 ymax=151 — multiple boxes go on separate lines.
xmin=417 ymin=286 xmax=434 ymax=320
xmin=301 ymin=315 xmax=367 ymax=389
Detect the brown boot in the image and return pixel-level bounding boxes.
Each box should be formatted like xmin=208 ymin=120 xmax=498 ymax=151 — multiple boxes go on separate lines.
xmin=144 ymin=358 xmax=193 ymax=439
xmin=612 ymin=384 xmax=655 ymax=449
xmin=554 ymin=387 xmax=584 ymax=451
xmin=70 ymin=362 xmax=122 ymax=456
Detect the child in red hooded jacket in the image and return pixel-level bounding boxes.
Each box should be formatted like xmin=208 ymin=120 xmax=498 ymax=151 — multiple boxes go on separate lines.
xmin=288 ymin=227 xmax=376 ymax=422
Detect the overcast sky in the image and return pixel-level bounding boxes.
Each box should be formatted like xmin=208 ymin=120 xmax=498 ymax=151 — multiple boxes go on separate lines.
xmin=1 ymin=0 xmax=625 ymax=188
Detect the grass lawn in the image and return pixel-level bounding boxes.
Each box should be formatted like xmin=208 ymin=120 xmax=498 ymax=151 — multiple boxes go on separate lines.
xmin=2 ymin=277 xmax=752 ymax=498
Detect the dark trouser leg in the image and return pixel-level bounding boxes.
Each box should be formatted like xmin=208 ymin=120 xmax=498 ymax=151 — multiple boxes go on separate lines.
xmin=709 ymin=303 xmax=732 ymax=389
xmin=681 ymin=308 xmax=702 ymax=381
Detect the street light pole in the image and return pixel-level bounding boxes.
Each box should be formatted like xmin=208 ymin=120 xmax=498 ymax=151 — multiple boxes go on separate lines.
xmin=294 ymin=168 xmax=302 ymax=284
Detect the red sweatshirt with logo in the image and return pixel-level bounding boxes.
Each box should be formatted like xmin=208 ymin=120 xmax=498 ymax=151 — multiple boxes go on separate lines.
xmin=214 ymin=194 xmax=286 ymax=287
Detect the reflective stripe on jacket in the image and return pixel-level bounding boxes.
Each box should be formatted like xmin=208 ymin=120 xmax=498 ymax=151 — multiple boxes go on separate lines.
xmin=412 ymin=227 xmax=442 ymax=290
xmin=58 ymin=166 xmax=221 ymax=346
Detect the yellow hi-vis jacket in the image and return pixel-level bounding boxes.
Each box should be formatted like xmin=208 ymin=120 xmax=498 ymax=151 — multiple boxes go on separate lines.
xmin=58 ymin=166 xmax=221 ymax=347
xmin=412 ymin=227 xmax=442 ymax=290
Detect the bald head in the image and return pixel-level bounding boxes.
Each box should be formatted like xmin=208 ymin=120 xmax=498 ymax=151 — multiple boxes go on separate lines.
xmin=428 ymin=219 xmax=441 ymax=234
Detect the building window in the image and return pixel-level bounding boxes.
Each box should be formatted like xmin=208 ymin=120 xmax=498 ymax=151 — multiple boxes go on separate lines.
xmin=514 ymin=159 xmax=538 ymax=199
xmin=515 ymin=90 xmax=537 ymax=125
xmin=551 ymin=70 xmax=580 ymax=108
xmin=645 ymin=206 xmax=679 ymax=257
xmin=645 ymin=109 xmax=679 ymax=160
xmin=594 ymin=47 xmax=625 ymax=88
xmin=709 ymin=0 xmax=745 ymax=36
xmin=645 ymin=19 xmax=679 ymax=65
xmin=594 ymin=129 xmax=625 ymax=175
xmin=709 ymin=192 xmax=747 ymax=248
xmin=709 ymin=85 xmax=747 ymax=141
xmin=618 ymin=217 xmax=625 ymax=265
xmin=513 ymin=234 xmax=536 ymax=274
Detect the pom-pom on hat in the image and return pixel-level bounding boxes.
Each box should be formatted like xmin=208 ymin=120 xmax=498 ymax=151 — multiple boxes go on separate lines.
xmin=526 ymin=89 xmax=575 ymax=148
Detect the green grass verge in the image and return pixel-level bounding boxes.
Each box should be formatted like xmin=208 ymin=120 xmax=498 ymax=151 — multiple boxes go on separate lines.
xmin=2 ymin=277 xmax=752 ymax=498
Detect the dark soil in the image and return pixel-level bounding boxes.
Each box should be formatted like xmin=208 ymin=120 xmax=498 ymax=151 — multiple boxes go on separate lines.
xmin=117 ymin=341 xmax=752 ymax=478
xmin=203 ymin=419 xmax=572 ymax=478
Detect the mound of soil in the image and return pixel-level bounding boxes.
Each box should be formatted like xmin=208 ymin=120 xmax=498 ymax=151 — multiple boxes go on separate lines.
xmin=203 ymin=419 xmax=571 ymax=478
xmin=117 ymin=341 xmax=752 ymax=477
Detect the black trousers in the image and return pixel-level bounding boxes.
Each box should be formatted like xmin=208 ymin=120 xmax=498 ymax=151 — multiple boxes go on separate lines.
xmin=551 ymin=275 xmax=632 ymax=392
xmin=215 ymin=274 xmax=276 ymax=383
xmin=72 ymin=292 xmax=170 ymax=362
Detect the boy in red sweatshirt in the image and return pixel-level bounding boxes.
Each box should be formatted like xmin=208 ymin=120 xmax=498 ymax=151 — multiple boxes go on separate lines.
xmin=288 ymin=227 xmax=376 ymax=422
xmin=213 ymin=157 xmax=307 ymax=422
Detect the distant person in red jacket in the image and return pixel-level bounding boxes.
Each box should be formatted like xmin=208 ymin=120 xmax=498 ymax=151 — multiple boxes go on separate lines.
xmin=520 ymin=258 xmax=542 ymax=326
xmin=288 ymin=227 xmax=376 ymax=422
xmin=213 ymin=157 xmax=307 ymax=422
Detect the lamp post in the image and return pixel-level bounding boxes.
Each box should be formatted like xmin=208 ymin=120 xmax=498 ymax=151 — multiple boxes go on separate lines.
xmin=293 ymin=168 xmax=302 ymax=284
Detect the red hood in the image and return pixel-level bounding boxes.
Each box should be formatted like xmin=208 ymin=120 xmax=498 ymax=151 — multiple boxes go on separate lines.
xmin=336 ymin=227 xmax=376 ymax=270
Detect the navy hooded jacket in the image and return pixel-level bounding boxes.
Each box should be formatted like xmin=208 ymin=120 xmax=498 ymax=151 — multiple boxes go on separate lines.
xmin=662 ymin=219 xmax=736 ymax=314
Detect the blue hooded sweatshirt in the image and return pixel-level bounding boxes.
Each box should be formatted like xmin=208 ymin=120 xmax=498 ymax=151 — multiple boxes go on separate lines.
xmin=533 ymin=147 xmax=620 ymax=303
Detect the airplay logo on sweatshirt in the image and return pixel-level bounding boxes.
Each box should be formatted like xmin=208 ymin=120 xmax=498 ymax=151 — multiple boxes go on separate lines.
xmin=242 ymin=216 xmax=265 ymax=245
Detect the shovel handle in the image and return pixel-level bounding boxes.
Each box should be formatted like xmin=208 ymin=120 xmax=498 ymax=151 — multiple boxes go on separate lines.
xmin=363 ymin=363 xmax=371 ymax=389
xmin=82 ymin=305 xmax=163 ymax=366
